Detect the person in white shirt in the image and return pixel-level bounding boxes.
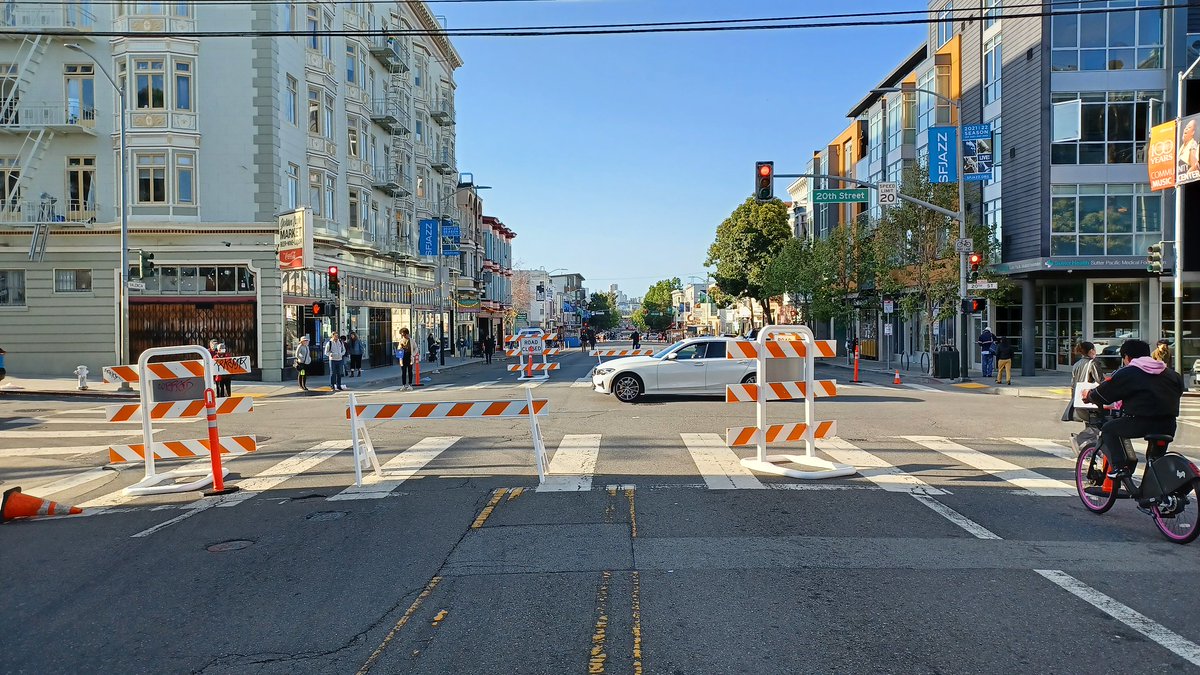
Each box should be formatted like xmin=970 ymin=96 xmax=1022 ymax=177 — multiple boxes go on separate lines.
xmin=1178 ymin=119 xmax=1200 ymax=178
xmin=324 ymin=333 xmax=347 ymax=391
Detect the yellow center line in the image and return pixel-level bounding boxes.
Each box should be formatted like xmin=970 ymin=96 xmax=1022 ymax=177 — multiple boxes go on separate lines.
xmin=507 ymin=486 xmax=524 ymax=501
xmin=589 ymin=570 xmax=612 ymax=674
xmin=356 ymin=576 xmax=442 ymax=675
xmin=625 ymin=487 xmax=637 ymax=538
xmin=431 ymin=609 xmax=448 ymax=627
xmin=631 ymin=571 xmax=643 ymax=675
xmin=471 ymin=487 xmax=508 ymax=529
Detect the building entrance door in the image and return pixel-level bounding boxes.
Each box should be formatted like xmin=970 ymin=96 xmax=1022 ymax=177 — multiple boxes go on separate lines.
xmin=1055 ymin=305 xmax=1083 ymax=369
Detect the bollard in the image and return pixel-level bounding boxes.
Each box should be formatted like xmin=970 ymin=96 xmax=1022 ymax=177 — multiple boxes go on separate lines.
xmin=413 ymin=351 xmax=423 ymax=387
xmin=851 ymin=345 xmax=861 ymax=383
xmin=202 ymin=387 xmax=239 ymax=496
xmin=74 ymin=365 xmax=89 ymax=390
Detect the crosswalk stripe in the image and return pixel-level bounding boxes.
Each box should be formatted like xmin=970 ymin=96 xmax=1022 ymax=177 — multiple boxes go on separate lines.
xmin=680 ymin=432 xmax=765 ymax=490
xmin=538 ymin=434 xmax=602 ymax=492
xmin=847 ymin=382 xmax=888 ymax=389
xmin=902 ymin=435 xmax=1075 ymax=497
xmin=1 ymin=429 xmax=146 ymax=439
xmin=0 ymin=445 xmax=110 ymax=458
xmin=572 ymin=377 xmax=593 ymax=388
xmin=329 ymin=436 xmax=459 ymax=501
xmin=26 ymin=466 xmax=118 ymax=497
xmin=78 ymin=458 xmax=214 ymax=509
xmin=465 ymin=379 xmax=503 ymax=389
xmin=816 ymin=437 xmax=946 ymax=495
xmin=1005 ymin=437 xmax=1075 ymax=462
xmin=214 ymin=440 xmax=349 ymax=507
xmin=521 ymin=380 xmax=544 ymax=389
xmin=904 ymin=383 xmax=942 ymax=393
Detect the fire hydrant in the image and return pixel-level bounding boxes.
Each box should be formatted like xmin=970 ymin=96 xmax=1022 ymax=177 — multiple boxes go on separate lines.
xmin=74 ymin=365 xmax=89 ymax=390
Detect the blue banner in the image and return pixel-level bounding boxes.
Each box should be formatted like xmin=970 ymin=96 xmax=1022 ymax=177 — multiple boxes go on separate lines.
xmin=961 ymin=123 xmax=993 ymax=183
xmin=418 ymin=219 xmax=438 ymax=256
xmin=929 ymin=126 xmax=958 ymax=184
xmin=440 ymin=222 xmax=461 ymax=239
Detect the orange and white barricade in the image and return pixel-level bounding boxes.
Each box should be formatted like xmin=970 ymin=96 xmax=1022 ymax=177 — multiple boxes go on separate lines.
xmin=345 ymin=388 xmax=550 ymax=486
xmin=589 ymin=348 xmax=655 ymax=368
xmin=103 ymin=346 xmax=254 ymax=496
xmin=509 ymin=330 xmax=558 ymax=381
xmin=724 ymin=325 xmax=856 ymax=480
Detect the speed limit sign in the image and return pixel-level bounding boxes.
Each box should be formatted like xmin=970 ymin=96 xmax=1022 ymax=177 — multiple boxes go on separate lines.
xmin=878 ymin=182 xmax=899 ymax=207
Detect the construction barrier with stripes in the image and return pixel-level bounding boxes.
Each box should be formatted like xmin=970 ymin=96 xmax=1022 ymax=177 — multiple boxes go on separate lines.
xmin=724 ymin=325 xmax=856 ymax=480
xmin=345 ymin=389 xmax=550 ymax=487
xmin=106 ymin=345 xmax=254 ymax=496
xmin=507 ymin=363 xmax=560 ymax=373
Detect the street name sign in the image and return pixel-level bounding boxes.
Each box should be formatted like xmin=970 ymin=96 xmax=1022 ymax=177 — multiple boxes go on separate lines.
xmin=967 ymin=281 xmax=999 ymax=290
xmin=127 ymin=280 xmax=146 ymax=291
xmin=813 ymin=189 xmax=869 ymax=203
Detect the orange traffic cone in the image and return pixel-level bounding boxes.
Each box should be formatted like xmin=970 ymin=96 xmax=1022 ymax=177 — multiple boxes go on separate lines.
xmin=894 ymin=370 xmax=902 ymax=385
xmin=2 ymin=487 xmax=82 ymax=522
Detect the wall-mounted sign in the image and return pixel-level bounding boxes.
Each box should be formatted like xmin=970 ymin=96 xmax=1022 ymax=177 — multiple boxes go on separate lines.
xmin=277 ymin=207 xmax=313 ymax=270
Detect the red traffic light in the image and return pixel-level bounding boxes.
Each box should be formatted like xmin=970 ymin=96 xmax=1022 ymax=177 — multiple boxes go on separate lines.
xmin=758 ymin=164 xmax=772 ymax=177
xmin=328 ymin=265 xmax=338 ymax=277
xmin=968 ymin=253 xmax=982 ymax=267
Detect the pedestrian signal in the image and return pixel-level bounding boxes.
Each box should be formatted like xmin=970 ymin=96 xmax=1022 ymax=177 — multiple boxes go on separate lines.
xmin=755 ymin=161 xmax=774 ymax=202
xmin=1147 ymin=241 xmax=1164 ymax=274
xmin=966 ymin=298 xmax=987 ymax=314
xmin=311 ymin=301 xmax=330 ymax=317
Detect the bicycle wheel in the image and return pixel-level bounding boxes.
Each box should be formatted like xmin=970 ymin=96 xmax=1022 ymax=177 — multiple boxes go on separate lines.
xmin=1153 ymin=481 xmax=1200 ymax=544
xmin=1076 ymin=444 xmax=1118 ymax=514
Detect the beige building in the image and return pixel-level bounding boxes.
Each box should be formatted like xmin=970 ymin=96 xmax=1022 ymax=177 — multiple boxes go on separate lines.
xmin=0 ymin=1 xmax=466 ymax=379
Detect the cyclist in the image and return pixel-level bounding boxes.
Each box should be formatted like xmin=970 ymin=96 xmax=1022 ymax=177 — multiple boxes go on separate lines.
xmin=1082 ymin=339 xmax=1185 ymax=481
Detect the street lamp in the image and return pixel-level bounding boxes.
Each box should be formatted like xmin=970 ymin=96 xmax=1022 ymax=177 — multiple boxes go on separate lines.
xmin=435 ymin=180 xmax=490 ymax=367
xmin=68 ymin=43 xmax=130 ymax=387
xmin=872 ymin=86 xmax=968 ymax=381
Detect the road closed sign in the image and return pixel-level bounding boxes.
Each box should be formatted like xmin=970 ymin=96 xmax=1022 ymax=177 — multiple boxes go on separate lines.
xmin=520 ymin=336 xmax=542 ymax=354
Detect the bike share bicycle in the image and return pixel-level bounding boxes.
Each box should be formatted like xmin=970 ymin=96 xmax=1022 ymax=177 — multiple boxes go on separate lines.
xmin=1073 ymin=406 xmax=1200 ymax=543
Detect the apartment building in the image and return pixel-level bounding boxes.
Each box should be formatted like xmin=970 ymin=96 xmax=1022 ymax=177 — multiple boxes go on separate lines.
xmin=0 ymin=1 xmax=467 ymax=379
xmin=792 ymin=0 xmax=1186 ymax=374
xmin=479 ymin=215 xmax=514 ymax=337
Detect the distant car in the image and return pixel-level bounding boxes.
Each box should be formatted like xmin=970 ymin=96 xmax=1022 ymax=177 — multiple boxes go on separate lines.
xmin=591 ymin=337 xmax=755 ymax=403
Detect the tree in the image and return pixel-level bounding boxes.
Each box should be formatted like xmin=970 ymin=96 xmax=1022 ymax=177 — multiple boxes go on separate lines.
xmin=706 ymin=197 xmax=792 ymax=326
xmin=639 ymin=277 xmax=680 ymax=331
xmin=586 ymin=291 xmax=619 ymax=331
xmin=508 ymin=269 xmax=532 ymax=332
xmin=764 ymin=236 xmax=822 ymax=324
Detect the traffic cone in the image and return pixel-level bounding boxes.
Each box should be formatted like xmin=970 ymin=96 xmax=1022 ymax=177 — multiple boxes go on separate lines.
xmin=2 ymin=487 xmax=82 ymax=522
xmin=894 ymin=370 xmax=902 ymax=385
xmin=413 ymin=352 xmax=423 ymax=387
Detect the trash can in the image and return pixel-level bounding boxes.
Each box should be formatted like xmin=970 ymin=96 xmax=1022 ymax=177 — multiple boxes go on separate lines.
xmin=933 ymin=344 xmax=960 ymax=379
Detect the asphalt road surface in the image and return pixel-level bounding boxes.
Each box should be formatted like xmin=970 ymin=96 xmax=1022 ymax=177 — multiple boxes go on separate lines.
xmin=5 ymin=345 xmax=1200 ymax=673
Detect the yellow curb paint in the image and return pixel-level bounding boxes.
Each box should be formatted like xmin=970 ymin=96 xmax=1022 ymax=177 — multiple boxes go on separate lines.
xmin=589 ymin=571 xmax=612 ymax=674
xmin=507 ymin=487 xmax=524 ymax=501
xmin=625 ymin=487 xmax=638 ymax=538
xmin=470 ymin=488 xmax=508 ymax=529
xmin=953 ymin=382 xmax=990 ymax=389
xmin=631 ymin=571 xmax=643 ymax=675
xmin=356 ymin=576 xmax=442 ymax=675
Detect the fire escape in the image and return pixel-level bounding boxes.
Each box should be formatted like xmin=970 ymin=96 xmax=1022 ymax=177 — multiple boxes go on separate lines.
xmin=367 ymin=32 xmax=413 ymax=262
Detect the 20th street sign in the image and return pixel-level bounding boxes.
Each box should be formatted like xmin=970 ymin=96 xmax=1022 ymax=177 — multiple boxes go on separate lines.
xmin=812 ymin=189 xmax=869 ymax=203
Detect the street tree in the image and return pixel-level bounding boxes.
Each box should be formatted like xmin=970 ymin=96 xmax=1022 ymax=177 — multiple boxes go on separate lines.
xmin=508 ymin=268 xmax=532 ymax=333
xmin=639 ymin=277 xmax=680 ymax=332
xmin=706 ymin=197 xmax=792 ymax=326
xmin=586 ymin=291 xmax=619 ymax=331
xmin=763 ymin=236 xmax=821 ymax=324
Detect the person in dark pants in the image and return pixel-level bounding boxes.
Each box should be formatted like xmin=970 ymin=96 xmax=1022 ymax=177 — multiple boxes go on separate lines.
xmin=346 ymin=332 xmax=364 ymax=377
xmin=994 ymin=336 xmax=1015 ymax=385
xmin=631 ymin=330 xmax=640 ymax=349
xmin=397 ymin=328 xmax=414 ymax=390
xmin=484 ymin=334 xmax=495 ymax=364
xmin=1083 ymin=339 xmax=1185 ymax=481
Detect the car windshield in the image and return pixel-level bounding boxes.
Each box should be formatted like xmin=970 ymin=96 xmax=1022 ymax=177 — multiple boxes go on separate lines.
xmin=653 ymin=341 xmax=687 ymax=359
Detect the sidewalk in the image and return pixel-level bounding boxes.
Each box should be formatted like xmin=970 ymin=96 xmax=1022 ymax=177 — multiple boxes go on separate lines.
xmin=822 ymin=357 xmax=1075 ymax=399
xmin=0 ymin=352 xmax=500 ymax=399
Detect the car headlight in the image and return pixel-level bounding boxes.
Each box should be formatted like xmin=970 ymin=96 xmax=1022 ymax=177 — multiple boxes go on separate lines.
xmin=595 ymin=367 xmax=615 ymax=376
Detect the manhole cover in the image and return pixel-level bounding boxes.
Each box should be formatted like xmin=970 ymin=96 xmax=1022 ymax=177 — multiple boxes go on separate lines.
xmin=305 ymin=511 xmax=346 ymax=522
xmin=207 ymin=539 xmax=254 ymax=552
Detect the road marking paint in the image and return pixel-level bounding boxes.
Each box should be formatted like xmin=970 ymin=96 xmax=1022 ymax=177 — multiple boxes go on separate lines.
xmin=3 ymin=417 xmax=137 ymax=425
xmin=28 ymin=466 xmax=117 ymax=497
xmin=846 ymin=381 xmax=888 ymax=389
xmin=328 ymin=436 xmax=459 ymax=501
xmin=904 ymin=383 xmax=942 ymax=393
xmin=77 ymin=458 xmax=214 ymax=509
xmin=572 ymin=379 xmax=594 ymax=388
xmin=589 ymin=570 xmax=612 ymax=674
xmin=471 ymin=488 xmax=508 ymax=528
xmin=521 ymin=380 xmax=544 ymax=389
xmin=817 ymin=437 xmax=947 ymax=496
xmin=537 ymin=434 xmax=602 ymax=492
xmin=1035 ymin=569 xmax=1200 ymax=667
xmin=0 ymin=429 xmax=146 ymax=438
xmin=631 ymin=571 xmax=643 ymax=675
xmin=910 ymin=493 xmax=1001 ymax=539
xmin=465 ymin=379 xmax=504 ymax=389
xmin=0 ymin=445 xmax=110 ymax=458
xmin=1005 ymin=437 xmax=1075 ymax=462
xmin=356 ymin=576 xmax=442 ymax=675
xmin=902 ymin=435 xmax=1075 ymax=497
xmin=131 ymin=502 xmax=215 ymax=538
xmin=213 ymin=440 xmax=349 ymax=507
xmin=680 ymin=432 xmax=765 ymax=490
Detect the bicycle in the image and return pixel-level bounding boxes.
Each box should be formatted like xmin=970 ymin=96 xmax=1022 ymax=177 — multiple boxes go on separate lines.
xmin=1073 ymin=409 xmax=1200 ymax=544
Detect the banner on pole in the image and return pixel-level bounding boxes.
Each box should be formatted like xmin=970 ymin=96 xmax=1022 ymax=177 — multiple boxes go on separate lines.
xmin=1150 ymin=120 xmax=1177 ymax=191
xmin=929 ymin=126 xmax=958 ymax=184
xmin=961 ymin=123 xmax=993 ymax=183
xmin=1177 ymin=115 xmax=1200 ymax=186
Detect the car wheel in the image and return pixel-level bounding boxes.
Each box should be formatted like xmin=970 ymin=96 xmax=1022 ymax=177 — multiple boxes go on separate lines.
xmin=612 ymin=373 xmax=643 ymax=403
xmin=741 ymin=372 xmax=757 ymax=384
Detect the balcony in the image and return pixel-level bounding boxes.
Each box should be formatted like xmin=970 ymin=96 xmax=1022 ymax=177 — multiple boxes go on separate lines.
xmin=431 ymin=149 xmax=455 ymax=175
xmin=0 ymin=102 xmax=97 ymax=134
xmin=0 ymin=5 xmax=95 ymax=33
xmin=430 ymin=98 xmax=455 ymax=126
xmin=372 ymin=167 xmax=404 ymax=196
xmin=369 ymin=98 xmax=410 ymax=135
xmin=0 ymin=199 xmax=96 ymax=226
xmin=367 ymin=36 xmax=410 ymax=73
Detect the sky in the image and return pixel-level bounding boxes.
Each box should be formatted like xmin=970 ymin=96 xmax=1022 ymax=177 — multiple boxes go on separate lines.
xmin=441 ymin=0 xmax=929 ymax=298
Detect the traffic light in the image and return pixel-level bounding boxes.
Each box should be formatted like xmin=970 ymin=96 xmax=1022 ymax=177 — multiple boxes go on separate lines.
xmin=968 ymin=252 xmax=982 ymax=283
xmin=311 ymin=301 xmax=330 ymax=317
xmin=755 ymin=161 xmax=774 ymax=202
xmin=134 ymin=250 xmax=155 ymax=279
xmin=1147 ymin=241 xmax=1164 ymax=274
xmin=966 ymin=298 xmax=987 ymax=314
xmin=328 ymin=265 xmax=340 ymax=295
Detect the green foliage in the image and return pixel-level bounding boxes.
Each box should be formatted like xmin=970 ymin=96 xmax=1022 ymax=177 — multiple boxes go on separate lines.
xmin=764 ymin=237 xmax=820 ymax=323
xmin=630 ymin=308 xmax=648 ymax=331
xmin=706 ymin=197 xmax=792 ymax=325
xmin=586 ymin=291 xmax=619 ymax=331
xmin=639 ymin=278 xmax=680 ymax=331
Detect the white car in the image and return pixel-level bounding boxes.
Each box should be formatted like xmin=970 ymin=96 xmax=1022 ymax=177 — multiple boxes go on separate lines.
xmin=591 ymin=337 xmax=756 ymax=403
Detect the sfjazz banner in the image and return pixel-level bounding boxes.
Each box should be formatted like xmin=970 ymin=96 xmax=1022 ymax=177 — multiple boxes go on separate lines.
xmin=1149 ymin=120 xmax=1176 ymax=191
xmin=929 ymin=126 xmax=958 ymax=184
xmin=1177 ymin=114 xmax=1200 ymax=186
xmin=961 ymin=123 xmax=993 ymax=182
xmin=418 ymin=219 xmax=438 ymax=256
